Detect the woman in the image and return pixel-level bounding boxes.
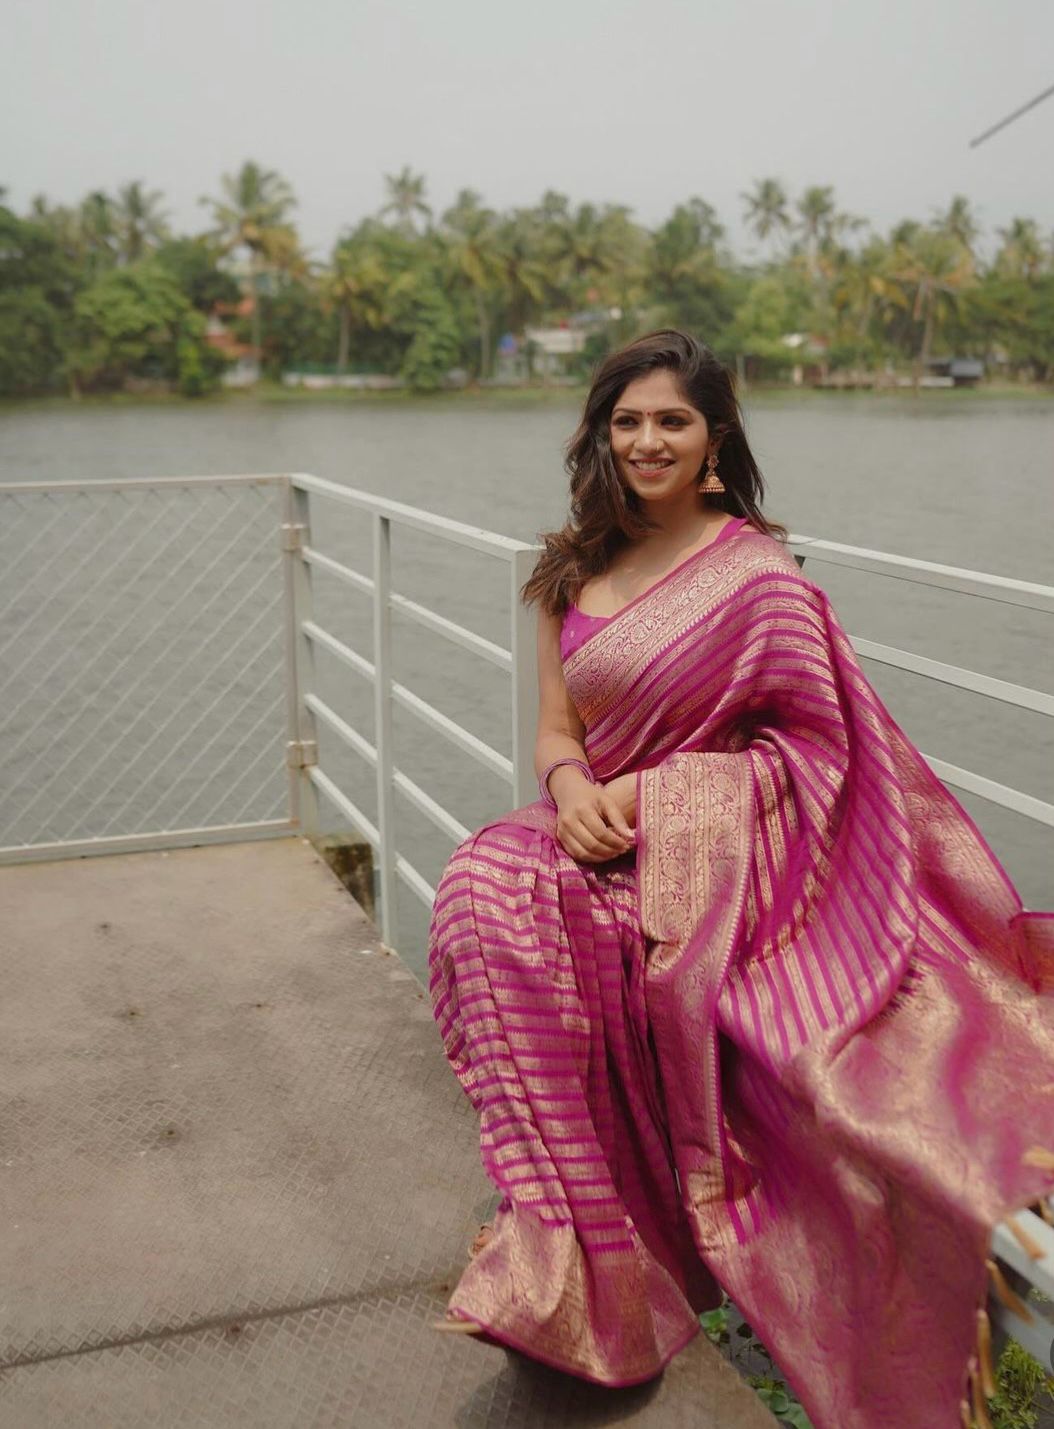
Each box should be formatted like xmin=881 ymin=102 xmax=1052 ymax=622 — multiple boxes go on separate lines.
xmin=426 ymin=329 xmax=1054 ymax=1428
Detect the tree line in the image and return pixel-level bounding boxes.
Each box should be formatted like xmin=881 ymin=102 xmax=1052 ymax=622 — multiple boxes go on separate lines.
xmin=1 ymin=162 xmax=1052 ymax=397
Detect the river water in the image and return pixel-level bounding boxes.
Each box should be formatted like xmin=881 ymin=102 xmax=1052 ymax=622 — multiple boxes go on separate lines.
xmin=2 ymin=392 xmax=1051 ymax=975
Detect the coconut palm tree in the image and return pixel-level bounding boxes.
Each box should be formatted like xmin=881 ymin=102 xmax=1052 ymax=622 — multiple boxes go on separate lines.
xmin=934 ymin=194 xmax=980 ymax=258
xmin=380 ymin=166 xmax=432 ymax=235
xmin=440 ymin=189 xmax=506 ymax=378
xmin=495 ymin=209 xmax=549 ymax=335
xmin=200 ymin=161 xmax=298 ymax=355
xmin=995 ymin=217 xmax=1047 ymax=281
xmin=114 ymin=181 xmax=169 ymax=263
xmin=741 ymin=178 xmax=791 ymax=258
xmin=887 ymin=226 xmax=976 ymax=387
xmin=323 ymin=238 xmax=390 ymax=372
xmin=795 ymin=186 xmax=839 ymax=281
xmin=78 ymin=190 xmax=119 ymax=275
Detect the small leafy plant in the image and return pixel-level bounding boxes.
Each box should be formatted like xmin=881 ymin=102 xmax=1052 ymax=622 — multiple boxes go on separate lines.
xmin=700 ymin=1300 xmax=1054 ymax=1429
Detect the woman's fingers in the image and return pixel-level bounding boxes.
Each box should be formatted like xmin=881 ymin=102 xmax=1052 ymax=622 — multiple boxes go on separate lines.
xmin=597 ymin=791 xmax=635 ymax=843
xmin=578 ymin=804 xmax=629 ymax=853
xmin=557 ymin=830 xmax=599 ymax=862
xmin=557 ymin=825 xmax=612 ymax=864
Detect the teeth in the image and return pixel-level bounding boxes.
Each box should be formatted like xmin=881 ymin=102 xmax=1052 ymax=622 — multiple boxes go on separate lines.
xmin=635 ymin=461 xmax=671 ymax=470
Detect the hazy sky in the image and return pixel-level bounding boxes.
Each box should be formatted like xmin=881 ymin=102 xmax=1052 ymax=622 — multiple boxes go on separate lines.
xmin=3 ymin=0 xmax=1052 ymax=262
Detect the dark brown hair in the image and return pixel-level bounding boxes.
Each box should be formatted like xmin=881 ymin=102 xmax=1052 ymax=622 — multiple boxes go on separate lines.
xmin=521 ymin=328 xmax=788 ymax=615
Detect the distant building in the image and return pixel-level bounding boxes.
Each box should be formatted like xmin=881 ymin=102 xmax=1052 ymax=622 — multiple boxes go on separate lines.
xmin=204 ymin=297 xmax=260 ymax=386
xmin=781 ymin=332 xmax=829 ymax=386
xmin=925 ymin=357 xmax=985 ymax=387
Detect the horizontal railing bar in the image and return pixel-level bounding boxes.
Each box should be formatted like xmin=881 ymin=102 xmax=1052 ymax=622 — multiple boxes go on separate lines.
xmin=290 ymin=472 xmax=536 ymax=559
xmin=0 ymin=820 xmax=295 ymax=866
xmin=0 ymin=475 xmax=287 ymax=494
xmin=305 ymin=764 xmax=437 ymax=908
xmin=304 ymin=692 xmax=376 ymax=764
xmin=852 ymin=637 xmax=1054 ymax=716
xmin=394 ymin=769 xmax=470 ymax=844
xmin=302 ymin=620 xmax=513 ymax=782
xmin=922 ymin=753 xmax=1054 ymax=827
xmin=396 ymin=857 xmax=437 ymax=908
xmin=307 ymin=764 xmax=379 ymax=845
xmin=391 ymin=594 xmax=513 ymax=670
xmin=991 ymin=1210 xmax=1054 ymax=1301
xmin=302 ymin=545 xmax=512 ymax=670
xmin=302 ymin=619 xmax=374 ymax=681
xmin=302 ymin=545 xmax=373 ymax=596
xmin=305 ymin=693 xmax=470 ymax=843
xmin=989 ymin=1300 xmax=1054 ymax=1375
xmin=391 ymin=683 xmax=514 ymax=783
xmin=788 ymin=533 xmax=1054 ymax=613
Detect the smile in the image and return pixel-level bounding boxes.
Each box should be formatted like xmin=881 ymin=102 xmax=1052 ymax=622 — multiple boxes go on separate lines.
xmin=631 ymin=460 xmax=674 ymax=472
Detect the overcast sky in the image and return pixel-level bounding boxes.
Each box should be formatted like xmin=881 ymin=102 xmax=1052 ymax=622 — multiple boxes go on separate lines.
xmin=3 ymin=0 xmax=1052 ymax=263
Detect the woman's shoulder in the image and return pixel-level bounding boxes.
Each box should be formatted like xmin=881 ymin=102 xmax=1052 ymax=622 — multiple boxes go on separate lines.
xmin=733 ymin=525 xmax=818 ymax=588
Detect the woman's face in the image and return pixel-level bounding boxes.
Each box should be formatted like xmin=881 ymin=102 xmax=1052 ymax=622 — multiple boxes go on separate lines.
xmin=608 ymin=369 xmax=711 ymax=507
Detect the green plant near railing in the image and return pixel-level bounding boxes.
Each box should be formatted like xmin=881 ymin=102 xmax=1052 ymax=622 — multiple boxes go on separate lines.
xmin=987 ymin=1339 xmax=1054 ymax=1428
xmin=700 ymin=1302 xmax=1054 ymax=1429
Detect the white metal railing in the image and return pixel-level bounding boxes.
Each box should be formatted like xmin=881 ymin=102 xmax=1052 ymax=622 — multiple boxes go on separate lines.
xmin=786 ymin=534 xmax=1054 ymax=830
xmin=283 ymin=472 xmax=539 ymax=944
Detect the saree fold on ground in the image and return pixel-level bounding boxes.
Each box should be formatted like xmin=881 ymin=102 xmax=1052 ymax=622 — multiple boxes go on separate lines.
xmin=427 ymin=529 xmax=1054 ymax=1426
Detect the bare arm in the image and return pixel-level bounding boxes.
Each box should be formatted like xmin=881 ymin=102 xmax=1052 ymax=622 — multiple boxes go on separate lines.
xmin=535 ymin=609 xmax=635 ymax=862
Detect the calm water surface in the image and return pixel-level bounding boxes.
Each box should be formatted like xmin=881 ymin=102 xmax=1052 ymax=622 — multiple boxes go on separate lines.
xmin=2 ymin=393 xmax=1051 ymax=973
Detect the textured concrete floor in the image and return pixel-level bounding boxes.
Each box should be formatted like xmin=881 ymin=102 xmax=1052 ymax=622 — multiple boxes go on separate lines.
xmin=0 ymin=836 xmax=774 ymax=1428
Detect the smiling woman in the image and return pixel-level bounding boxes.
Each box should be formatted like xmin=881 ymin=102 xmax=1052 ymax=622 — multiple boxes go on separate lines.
xmin=425 ymin=329 xmax=1054 ymax=1429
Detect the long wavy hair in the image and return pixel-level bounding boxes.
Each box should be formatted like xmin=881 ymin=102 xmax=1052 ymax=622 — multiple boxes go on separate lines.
xmin=521 ymin=329 xmax=788 ymax=616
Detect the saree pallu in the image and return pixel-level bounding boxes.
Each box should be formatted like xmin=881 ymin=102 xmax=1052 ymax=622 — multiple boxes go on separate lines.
xmin=427 ymin=528 xmax=1054 ymax=1426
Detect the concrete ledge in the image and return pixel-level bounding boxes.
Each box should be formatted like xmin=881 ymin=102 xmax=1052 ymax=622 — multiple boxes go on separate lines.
xmin=0 ymin=836 xmax=773 ymax=1427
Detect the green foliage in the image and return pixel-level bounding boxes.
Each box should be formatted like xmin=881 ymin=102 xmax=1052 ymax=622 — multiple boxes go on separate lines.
xmin=702 ymin=1303 xmax=1054 ymax=1429
xmin=395 ymin=277 xmax=462 ymax=391
xmin=68 ymin=260 xmax=219 ymax=395
xmin=0 ymin=204 xmax=81 ymax=394
xmin=154 ymin=238 xmax=241 ymax=313
xmin=989 ymin=1339 xmax=1054 ymax=1429
xmin=5 ymin=169 xmax=1054 ymax=397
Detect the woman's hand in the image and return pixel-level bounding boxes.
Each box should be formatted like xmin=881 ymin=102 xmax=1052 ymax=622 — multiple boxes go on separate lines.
xmin=551 ymin=770 xmax=636 ymax=865
xmin=601 ymin=772 xmax=638 ymax=827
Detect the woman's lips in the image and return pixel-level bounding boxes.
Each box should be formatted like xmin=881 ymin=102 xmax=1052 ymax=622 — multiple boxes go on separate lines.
xmin=630 ymin=459 xmax=674 ymax=477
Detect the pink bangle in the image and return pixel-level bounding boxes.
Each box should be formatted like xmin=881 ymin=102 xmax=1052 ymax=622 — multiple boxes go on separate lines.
xmin=539 ymin=758 xmax=595 ymax=808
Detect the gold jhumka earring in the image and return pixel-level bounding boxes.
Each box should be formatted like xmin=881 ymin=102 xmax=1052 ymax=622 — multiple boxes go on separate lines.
xmin=699 ymin=449 xmax=725 ymax=494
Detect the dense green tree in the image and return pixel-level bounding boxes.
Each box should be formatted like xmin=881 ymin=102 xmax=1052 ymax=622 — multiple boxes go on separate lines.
xmin=67 ymin=259 xmax=221 ymax=395
xmin=385 ymin=259 xmax=461 ymax=390
xmin=0 ymin=205 xmax=80 ymax=394
xmin=649 ymin=198 xmax=736 ymax=343
xmin=5 ymin=168 xmax=1054 ymax=394
xmin=154 ymin=237 xmax=241 ymax=312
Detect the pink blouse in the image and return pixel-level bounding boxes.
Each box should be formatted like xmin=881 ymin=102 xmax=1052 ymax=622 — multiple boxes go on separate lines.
xmin=560 ymin=516 xmax=752 ymax=662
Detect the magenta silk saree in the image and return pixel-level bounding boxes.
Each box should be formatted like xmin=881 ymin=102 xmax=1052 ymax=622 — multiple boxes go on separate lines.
xmin=427 ymin=523 xmax=1054 ymax=1427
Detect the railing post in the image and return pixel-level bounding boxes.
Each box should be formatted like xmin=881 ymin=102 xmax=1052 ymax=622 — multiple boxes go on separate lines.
xmin=283 ymin=479 xmax=320 ymax=837
xmin=510 ymin=547 xmax=539 ymax=808
xmin=372 ymin=513 xmax=398 ymax=945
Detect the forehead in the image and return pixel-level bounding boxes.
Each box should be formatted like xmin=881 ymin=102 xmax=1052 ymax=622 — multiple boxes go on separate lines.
xmin=612 ymin=369 xmax=697 ymax=413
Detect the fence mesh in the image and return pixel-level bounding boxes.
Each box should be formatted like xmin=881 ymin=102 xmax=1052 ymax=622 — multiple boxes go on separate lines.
xmin=0 ymin=480 xmax=289 ymax=854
